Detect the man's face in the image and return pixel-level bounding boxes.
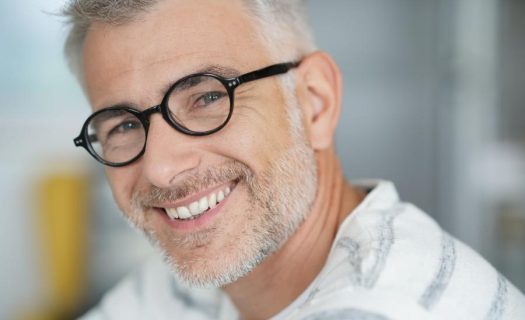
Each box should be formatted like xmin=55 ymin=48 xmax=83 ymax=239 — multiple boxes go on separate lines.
xmin=83 ymin=0 xmax=317 ymax=287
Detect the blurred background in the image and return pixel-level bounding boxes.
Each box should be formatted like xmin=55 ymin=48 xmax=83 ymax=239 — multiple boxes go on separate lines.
xmin=1 ymin=0 xmax=524 ymax=318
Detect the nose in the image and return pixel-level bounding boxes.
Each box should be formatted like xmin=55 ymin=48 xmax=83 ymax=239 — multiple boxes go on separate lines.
xmin=140 ymin=113 xmax=201 ymax=188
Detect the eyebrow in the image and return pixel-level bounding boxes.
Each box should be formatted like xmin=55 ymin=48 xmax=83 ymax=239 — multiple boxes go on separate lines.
xmin=97 ymin=64 xmax=242 ymax=112
xmin=160 ymin=64 xmax=242 ymax=95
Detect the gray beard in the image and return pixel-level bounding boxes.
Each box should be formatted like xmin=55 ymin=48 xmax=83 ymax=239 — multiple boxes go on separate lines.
xmin=125 ymin=97 xmax=318 ymax=288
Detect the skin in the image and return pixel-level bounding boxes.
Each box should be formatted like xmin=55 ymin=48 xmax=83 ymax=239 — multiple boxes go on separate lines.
xmin=82 ymin=0 xmax=366 ymax=319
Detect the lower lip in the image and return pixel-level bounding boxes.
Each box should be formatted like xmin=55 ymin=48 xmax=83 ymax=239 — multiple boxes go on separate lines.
xmin=157 ymin=187 xmax=234 ymax=232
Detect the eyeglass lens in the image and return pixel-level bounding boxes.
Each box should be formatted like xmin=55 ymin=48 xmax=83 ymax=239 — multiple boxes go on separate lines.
xmin=166 ymin=75 xmax=231 ymax=132
xmin=86 ymin=75 xmax=231 ymax=164
xmin=87 ymin=108 xmax=146 ymax=164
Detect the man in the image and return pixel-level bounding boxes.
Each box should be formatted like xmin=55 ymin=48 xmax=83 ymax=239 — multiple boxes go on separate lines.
xmin=64 ymin=0 xmax=525 ymax=319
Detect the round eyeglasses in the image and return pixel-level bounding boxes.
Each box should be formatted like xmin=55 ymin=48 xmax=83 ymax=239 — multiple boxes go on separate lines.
xmin=73 ymin=61 xmax=299 ymax=167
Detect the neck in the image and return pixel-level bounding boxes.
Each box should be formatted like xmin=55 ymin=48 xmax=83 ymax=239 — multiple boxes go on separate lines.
xmin=223 ymin=147 xmax=366 ymax=320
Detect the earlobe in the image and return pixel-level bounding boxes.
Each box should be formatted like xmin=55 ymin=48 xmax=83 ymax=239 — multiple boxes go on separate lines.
xmin=295 ymin=52 xmax=342 ymax=151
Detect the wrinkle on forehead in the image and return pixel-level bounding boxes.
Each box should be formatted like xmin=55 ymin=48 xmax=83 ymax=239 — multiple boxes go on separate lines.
xmin=84 ymin=50 xmax=225 ymax=102
xmin=92 ymin=63 xmax=243 ymax=112
xmin=82 ymin=0 xmax=270 ymax=112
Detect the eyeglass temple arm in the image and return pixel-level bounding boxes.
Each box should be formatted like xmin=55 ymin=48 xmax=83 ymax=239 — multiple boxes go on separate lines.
xmin=237 ymin=61 xmax=300 ymax=85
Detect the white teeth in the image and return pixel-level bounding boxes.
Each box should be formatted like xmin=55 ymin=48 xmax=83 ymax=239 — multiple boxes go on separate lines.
xmin=166 ymin=208 xmax=179 ymax=220
xmin=198 ymin=196 xmax=208 ymax=212
xmin=209 ymin=193 xmax=217 ymax=209
xmin=165 ymin=185 xmax=234 ymax=220
xmin=189 ymin=201 xmax=201 ymax=215
xmin=177 ymin=206 xmax=192 ymax=219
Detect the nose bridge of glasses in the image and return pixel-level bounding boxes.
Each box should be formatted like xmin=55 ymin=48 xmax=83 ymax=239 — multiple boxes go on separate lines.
xmin=141 ymin=104 xmax=162 ymax=120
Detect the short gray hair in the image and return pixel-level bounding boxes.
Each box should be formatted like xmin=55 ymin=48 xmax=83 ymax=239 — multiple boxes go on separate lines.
xmin=61 ymin=0 xmax=317 ymax=82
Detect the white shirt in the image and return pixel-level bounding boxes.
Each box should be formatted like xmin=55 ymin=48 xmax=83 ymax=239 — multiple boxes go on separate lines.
xmin=81 ymin=181 xmax=525 ymax=320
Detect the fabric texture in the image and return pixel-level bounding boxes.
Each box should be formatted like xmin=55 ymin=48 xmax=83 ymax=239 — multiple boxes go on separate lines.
xmin=80 ymin=181 xmax=525 ymax=320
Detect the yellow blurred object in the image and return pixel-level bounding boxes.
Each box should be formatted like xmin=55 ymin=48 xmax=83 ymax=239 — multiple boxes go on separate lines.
xmin=15 ymin=310 xmax=61 ymax=320
xmin=36 ymin=171 xmax=90 ymax=316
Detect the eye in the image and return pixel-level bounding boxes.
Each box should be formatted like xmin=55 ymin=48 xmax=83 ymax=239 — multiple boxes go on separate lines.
xmin=106 ymin=119 xmax=143 ymax=139
xmin=194 ymin=91 xmax=227 ymax=108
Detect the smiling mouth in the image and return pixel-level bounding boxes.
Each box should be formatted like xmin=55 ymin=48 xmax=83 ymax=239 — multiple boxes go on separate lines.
xmin=162 ymin=183 xmax=235 ymax=221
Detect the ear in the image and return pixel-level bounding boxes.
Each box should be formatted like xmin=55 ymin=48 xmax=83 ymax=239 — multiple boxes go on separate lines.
xmin=295 ymin=52 xmax=342 ymax=150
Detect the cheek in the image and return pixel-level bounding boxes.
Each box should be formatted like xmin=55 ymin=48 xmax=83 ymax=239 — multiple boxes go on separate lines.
xmin=212 ymin=91 xmax=293 ymax=169
xmin=204 ymin=120 xmax=291 ymax=178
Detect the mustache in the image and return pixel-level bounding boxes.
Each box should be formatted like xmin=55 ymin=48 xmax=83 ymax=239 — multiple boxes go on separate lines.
xmin=131 ymin=160 xmax=253 ymax=209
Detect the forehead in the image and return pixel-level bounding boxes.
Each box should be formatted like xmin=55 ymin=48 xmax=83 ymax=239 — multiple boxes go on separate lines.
xmin=82 ymin=0 xmax=271 ymax=109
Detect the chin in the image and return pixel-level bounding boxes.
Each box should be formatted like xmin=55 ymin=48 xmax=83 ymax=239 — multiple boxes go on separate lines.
xmin=160 ymin=244 xmax=261 ymax=288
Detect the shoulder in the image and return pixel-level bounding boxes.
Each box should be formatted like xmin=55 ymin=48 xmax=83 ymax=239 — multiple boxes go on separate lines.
xmin=78 ymin=257 xmax=229 ymax=320
xmin=281 ymin=181 xmax=525 ymax=320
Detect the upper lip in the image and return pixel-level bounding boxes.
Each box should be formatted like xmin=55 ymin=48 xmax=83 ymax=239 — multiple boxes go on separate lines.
xmin=153 ymin=180 xmax=237 ymax=209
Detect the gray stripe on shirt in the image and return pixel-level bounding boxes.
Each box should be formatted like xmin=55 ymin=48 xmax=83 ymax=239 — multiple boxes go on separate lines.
xmin=299 ymin=237 xmax=363 ymax=309
xmin=485 ymin=274 xmax=508 ymax=320
xmin=300 ymin=308 xmax=390 ymax=320
xmin=419 ymin=231 xmax=457 ymax=309
xmin=363 ymin=207 xmax=402 ymax=288
xmin=337 ymin=236 xmax=363 ymax=284
xmin=297 ymin=210 xmax=400 ymax=311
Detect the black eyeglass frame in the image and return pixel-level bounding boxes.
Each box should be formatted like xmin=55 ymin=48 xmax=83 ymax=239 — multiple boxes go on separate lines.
xmin=73 ymin=61 xmax=301 ymax=167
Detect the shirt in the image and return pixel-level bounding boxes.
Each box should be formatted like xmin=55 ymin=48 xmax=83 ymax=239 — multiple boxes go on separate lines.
xmin=80 ymin=180 xmax=525 ymax=320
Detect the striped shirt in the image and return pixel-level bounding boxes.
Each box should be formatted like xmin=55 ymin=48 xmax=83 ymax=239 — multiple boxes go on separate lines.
xmin=81 ymin=180 xmax=525 ymax=320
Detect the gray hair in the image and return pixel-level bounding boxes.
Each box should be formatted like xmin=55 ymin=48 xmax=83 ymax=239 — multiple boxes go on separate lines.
xmin=61 ymin=0 xmax=317 ymax=83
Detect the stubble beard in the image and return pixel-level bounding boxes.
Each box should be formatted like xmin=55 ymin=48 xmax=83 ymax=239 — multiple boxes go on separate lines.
xmin=125 ymin=108 xmax=318 ymax=288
